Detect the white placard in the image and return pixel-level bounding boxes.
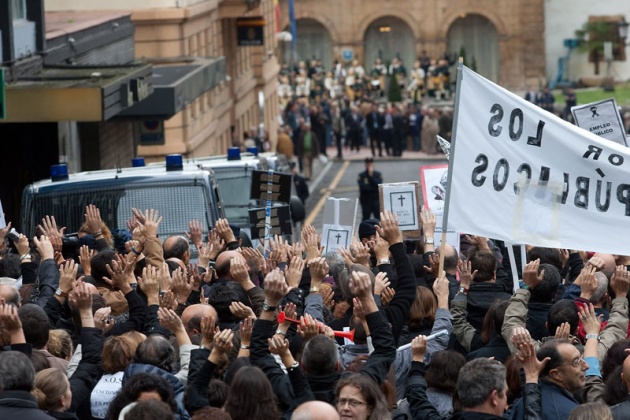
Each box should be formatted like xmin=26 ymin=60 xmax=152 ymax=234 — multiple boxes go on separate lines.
xmin=447 ymin=66 xmax=630 ymax=255
xmin=434 ymin=217 xmax=460 ymax=255
xmin=420 ymin=164 xmax=448 ymax=214
xmin=322 ymin=225 xmax=353 ymax=253
xmin=571 ymin=98 xmax=628 ymax=146
xmin=381 ymin=182 xmax=419 ymax=231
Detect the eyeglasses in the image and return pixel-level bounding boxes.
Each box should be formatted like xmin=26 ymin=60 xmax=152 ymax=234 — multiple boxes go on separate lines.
xmin=562 ymin=355 xmax=585 ymax=368
xmin=337 ymin=398 xmax=367 ymax=408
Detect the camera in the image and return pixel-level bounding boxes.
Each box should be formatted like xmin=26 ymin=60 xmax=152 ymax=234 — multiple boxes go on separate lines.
xmin=6 ymin=228 xmax=20 ymax=242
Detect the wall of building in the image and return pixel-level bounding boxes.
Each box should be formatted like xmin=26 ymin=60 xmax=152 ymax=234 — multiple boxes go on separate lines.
xmin=46 ymin=0 xmax=280 ymax=163
xmin=545 ymin=0 xmax=630 ymax=84
xmin=278 ymin=0 xmax=546 ymax=90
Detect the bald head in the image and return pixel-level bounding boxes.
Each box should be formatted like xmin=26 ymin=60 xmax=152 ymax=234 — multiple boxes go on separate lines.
xmin=594 ymin=253 xmax=617 ymax=278
xmin=163 ymin=236 xmax=190 ymax=264
xmin=437 ymin=243 xmax=458 ymax=272
xmin=0 ymin=284 xmax=20 ymax=307
xmin=215 ymin=250 xmax=242 ymax=279
xmin=181 ymin=304 xmax=218 ymax=338
xmin=291 ymin=401 xmax=340 ymax=420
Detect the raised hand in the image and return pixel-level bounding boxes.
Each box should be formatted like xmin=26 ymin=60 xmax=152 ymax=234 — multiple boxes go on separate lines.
xmin=286 ymin=255 xmax=306 ymax=288
xmin=373 ymin=272 xmax=390 ymax=296
xmin=369 ymin=232 xmax=390 ymax=261
xmin=200 ymin=315 xmax=217 ymax=348
xmin=33 ymin=235 xmax=54 ymax=260
xmin=516 ymin=341 xmax=550 ymax=383
xmin=241 ymin=247 xmax=266 ymax=273
xmin=578 ymin=302 xmax=602 ymax=336
xmin=523 ymin=259 xmax=544 ymax=290
xmin=58 ymin=260 xmax=79 ymax=296
xmin=229 ymin=301 xmax=256 ymax=320
xmin=171 ymin=267 xmax=192 ymax=305
xmin=510 ymin=326 xmax=532 ymax=348
xmin=85 ymin=205 xmax=104 ymax=236
xmin=321 ymin=286 xmax=335 ymax=309
xmin=375 ymin=210 xmax=403 ymax=245
xmin=15 ymin=234 xmax=30 ymax=257
xmin=138 ymin=265 xmax=160 ymax=305
xmin=423 ymin=253 xmax=440 ymax=279
xmin=420 ymin=207 xmax=436 ymax=239
xmin=432 ymin=270 xmax=450 ymax=304
xmin=578 ymin=266 xmax=597 ymax=300
xmin=554 ymin=322 xmax=571 ymax=340
xmin=381 ymin=286 xmax=395 ymax=306
xmin=298 ymin=313 xmax=320 ymax=341
xmin=38 ymin=215 xmax=65 ymax=252
xmin=239 ymin=316 xmax=254 ymax=347
xmin=215 ymin=218 xmax=236 ymax=244
xmin=197 ymin=243 xmax=214 ymax=269
xmin=133 ymin=208 xmax=162 ymax=238
xmin=350 ymin=240 xmax=371 ymax=267
xmin=69 ymin=281 xmax=93 ymax=312
xmin=303 ymin=228 xmax=323 ymax=260
xmin=79 ymin=245 xmax=94 ymax=276
xmin=94 ymin=307 xmax=114 ymax=333
xmin=307 ymin=257 xmax=328 ymax=287
xmin=263 ymin=269 xmax=288 ymax=307
xmin=159 ymin=291 xmax=177 ymax=311
xmin=207 ymin=229 xmax=225 ymax=258
xmin=611 ymin=265 xmax=630 ymax=298
xmin=186 ymin=220 xmax=204 ymax=248
xmin=457 ymin=259 xmax=477 ymax=289
xmin=157 ymin=307 xmax=184 ymax=333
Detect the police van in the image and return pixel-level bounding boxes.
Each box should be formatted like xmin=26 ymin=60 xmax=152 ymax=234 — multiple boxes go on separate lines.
xmin=20 ymin=155 xmax=224 ymax=240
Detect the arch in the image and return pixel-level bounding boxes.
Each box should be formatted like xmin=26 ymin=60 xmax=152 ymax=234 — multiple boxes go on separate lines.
xmin=283 ymin=18 xmax=334 ymax=69
xmin=356 ymin=10 xmax=420 ymax=42
xmin=363 ymin=16 xmax=415 ymax=70
xmin=446 ymin=14 xmax=499 ymax=81
xmin=440 ymin=9 xmax=508 ymax=39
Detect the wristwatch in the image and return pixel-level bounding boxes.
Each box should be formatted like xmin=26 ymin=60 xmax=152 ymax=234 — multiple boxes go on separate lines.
xmin=55 ymin=288 xmax=69 ymax=298
xmin=458 ymin=286 xmax=468 ymax=295
xmin=309 ymin=286 xmax=320 ymax=293
xmin=262 ymin=302 xmax=277 ymax=312
xmin=424 ymin=237 xmax=434 ymax=245
xmin=377 ymin=258 xmax=390 ymax=265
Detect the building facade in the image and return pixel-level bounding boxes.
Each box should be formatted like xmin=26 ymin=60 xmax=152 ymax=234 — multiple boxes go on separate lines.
xmin=278 ymin=0 xmax=546 ymax=90
xmin=46 ymin=0 xmax=281 ymax=162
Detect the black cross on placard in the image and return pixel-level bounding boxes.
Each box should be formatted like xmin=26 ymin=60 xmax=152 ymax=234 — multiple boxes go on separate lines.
xmin=398 ymin=195 xmax=406 ymax=206
xmin=336 ymin=233 xmax=342 ymax=244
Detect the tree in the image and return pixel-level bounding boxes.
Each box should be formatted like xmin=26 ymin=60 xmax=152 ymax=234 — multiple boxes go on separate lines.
xmin=575 ymin=21 xmax=621 ymax=76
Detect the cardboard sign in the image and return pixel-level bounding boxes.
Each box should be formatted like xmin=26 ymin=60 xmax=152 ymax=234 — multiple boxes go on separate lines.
xmin=571 ymin=98 xmax=628 ymax=146
xmin=379 ymin=182 xmax=420 ymax=231
xmin=250 ymin=170 xmax=292 ymax=203
xmin=322 ymin=197 xmax=357 ymax=253
xmin=248 ymin=205 xmax=292 ymax=239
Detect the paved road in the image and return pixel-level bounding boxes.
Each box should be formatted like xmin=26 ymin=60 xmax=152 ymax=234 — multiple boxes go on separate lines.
xmin=304 ymin=156 xmax=448 ymax=231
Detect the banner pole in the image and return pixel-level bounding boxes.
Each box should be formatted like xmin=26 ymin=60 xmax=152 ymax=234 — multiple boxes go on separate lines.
xmin=438 ymin=58 xmax=465 ymax=275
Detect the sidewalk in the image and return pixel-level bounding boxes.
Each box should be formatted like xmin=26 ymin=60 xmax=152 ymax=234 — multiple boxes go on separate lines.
xmin=322 ymin=145 xmax=447 ymax=162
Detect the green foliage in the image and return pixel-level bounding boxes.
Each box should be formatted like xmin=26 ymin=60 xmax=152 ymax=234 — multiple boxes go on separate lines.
xmin=459 ymin=46 xmax=467 ymax=66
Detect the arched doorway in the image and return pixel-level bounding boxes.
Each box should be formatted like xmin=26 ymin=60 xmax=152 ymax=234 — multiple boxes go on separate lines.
xmin=364 ymin=17 xmax=415 ymax=71
xmin=283 ymin=19 xmax=333 ymax=69
xmin=447 ymin=14 xmax=499 ymax=81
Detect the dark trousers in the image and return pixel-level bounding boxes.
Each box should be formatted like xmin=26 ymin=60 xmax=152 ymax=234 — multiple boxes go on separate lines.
xmin=361 ymin=201 xmax=380 ymax=221
xmin=349 ymin=130 xmax=361 ymax=151
xmin=334 ymin=130 xmax=343 ymax=158
xmin=369 ymin=130 xmax=382 ymax=157
xmin=382 ymin=129 xmax=393 ymax=156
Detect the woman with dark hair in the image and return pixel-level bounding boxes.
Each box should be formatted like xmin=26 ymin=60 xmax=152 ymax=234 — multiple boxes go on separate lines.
xmin=105 ymin=373 xmax=178 ymax=420
xmin=223 ymin=366 xmax=280 ymax=420
xmin=423 ymin=350 xmax=466 ymax=417
xmin=335 ymin=373 xmax=390 ymax=420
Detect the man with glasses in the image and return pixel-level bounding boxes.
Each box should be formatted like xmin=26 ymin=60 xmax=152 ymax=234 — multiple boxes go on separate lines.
xmin=510 ymin=339 xmax=587 ymax=420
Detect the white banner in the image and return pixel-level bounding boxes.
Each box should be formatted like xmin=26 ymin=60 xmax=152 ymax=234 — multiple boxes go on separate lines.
xmin=447 ymin=66 xmax=630 ymax=255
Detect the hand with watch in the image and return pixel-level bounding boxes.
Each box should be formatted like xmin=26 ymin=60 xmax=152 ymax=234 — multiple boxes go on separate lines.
xmin=456 ymin=259 xmax=476 ymax=296
xmin=56 ymin=260 xmax=79 ymax=300
xmin=420 ymin=207 xmax=436 ymax=252
xmin=261 ymin=268 xmax=288 ymax=315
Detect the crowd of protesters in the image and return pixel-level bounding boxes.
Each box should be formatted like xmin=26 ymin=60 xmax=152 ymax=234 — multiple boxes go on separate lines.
xmin=2 ymin=201 xmax=630 ymax=419
xmin=275 ymin=54 xmax=454 ymax=173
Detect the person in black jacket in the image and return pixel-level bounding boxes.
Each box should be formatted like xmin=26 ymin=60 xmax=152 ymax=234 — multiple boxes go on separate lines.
xmin=357 ymin=158 xmax=382 ymax=221
xmin=365 ymin=103 xmax=382 ymax=157
xmin=0 ymin=350 xmax=55 ymax=420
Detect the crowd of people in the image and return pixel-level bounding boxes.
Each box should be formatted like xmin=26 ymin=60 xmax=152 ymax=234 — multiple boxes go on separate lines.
xmin=1 ymin=201 xmax=630 ymax=419
xmin=275 ymin=55 xmax=455 ymax=177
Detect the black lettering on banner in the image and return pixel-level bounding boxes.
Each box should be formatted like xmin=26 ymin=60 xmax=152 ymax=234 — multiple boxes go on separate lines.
xmin=471 ymin=154 xmax=489 ymax=187
xmin=513 ymin=163 xmax=532 ymax=195
xmin=583 ymin=145 xmax=603 ymax=160
xmin=609 ymin=154 xmax=624 ymax=166
xmin=509 ymin=108 xmax=524 ymax=141
xmin=538 ymin=166 xmax=550 ymax=185
xmin=488 ymin=104 xmax=504 ymax=137
xmin=617 ymin=184 xmax=630 ymax=216
xmin=574 ymin=177 xmax=590 ymax=209
xmin=595 ymin=180 xmax=612 ymax=212
xmin=561 ymin=173 xmax=570 ymax=204
xmin=493 ymin=158 xmax=510 ymax=191
xmin=526 ymin=120 xmax=545 ymax=147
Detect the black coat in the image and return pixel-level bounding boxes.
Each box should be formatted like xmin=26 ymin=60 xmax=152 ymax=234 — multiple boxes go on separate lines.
xmin=466 ymin=335 xmax=511 ymax=363
xmin=0 ymin=391 xmax=55 ymax=420
xmin=466 ymin=282 xmax=511 ymax=331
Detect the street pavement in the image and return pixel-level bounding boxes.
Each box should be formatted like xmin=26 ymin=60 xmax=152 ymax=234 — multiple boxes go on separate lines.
xmin=303 ymin=145 xmax=448 ymax=231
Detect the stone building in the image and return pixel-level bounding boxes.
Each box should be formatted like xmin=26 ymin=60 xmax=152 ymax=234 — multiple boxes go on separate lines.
xmin=278 ymin=0 xmax=547 ymax=89
xmin=46 ymin=0 xmax=282 ymax=161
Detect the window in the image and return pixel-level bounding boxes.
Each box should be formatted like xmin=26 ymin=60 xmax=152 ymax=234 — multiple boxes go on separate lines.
xmin=11 ymin=0 xmax=26 ymax=21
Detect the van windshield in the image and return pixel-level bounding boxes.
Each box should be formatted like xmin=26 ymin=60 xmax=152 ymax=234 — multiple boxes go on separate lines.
xmin=22 ymin=180 xmax=214 ymax=238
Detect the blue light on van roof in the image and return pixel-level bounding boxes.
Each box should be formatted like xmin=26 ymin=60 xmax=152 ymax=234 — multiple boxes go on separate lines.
xmin=227 ymin=147 xmax=241 ymax=161
xmin=246 ymin=146 xmax=258 ymax=156
xmin=132 ymin=157 xmax=146 ymax=167
xmin=166 ymin=154 xmax=183 ymax=171
xmin=51 ymin=164 xmax=69 ymax=182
